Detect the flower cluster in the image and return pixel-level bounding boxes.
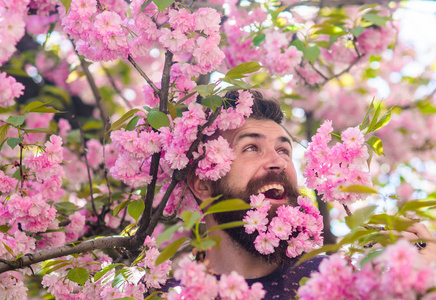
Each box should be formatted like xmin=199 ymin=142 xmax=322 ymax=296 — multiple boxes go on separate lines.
xmin=0 ymin=0 xmax=29 ymax=67
xmin=0 ymin=71 xmax=25 ymax=107
xmin=304 ymin=120 xmax=372 ymax=204
xmin=244 ymin=194 xmax=323 ymax=257
xmin=297 ymin=239 xmax=436 ymax=300
xmin=167 ymin=256 xmax=266 ymax=300
xmin=62 ymin=0 xmax=225 ymax=76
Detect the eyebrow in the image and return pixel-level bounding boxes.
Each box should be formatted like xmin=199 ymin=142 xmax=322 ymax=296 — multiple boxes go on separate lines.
xmin=234 ymin=133 xmax=293 ymax=148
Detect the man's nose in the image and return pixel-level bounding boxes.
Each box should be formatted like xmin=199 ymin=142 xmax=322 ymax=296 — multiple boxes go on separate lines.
xmin=263 ymin=150 xmax=287 ymax=172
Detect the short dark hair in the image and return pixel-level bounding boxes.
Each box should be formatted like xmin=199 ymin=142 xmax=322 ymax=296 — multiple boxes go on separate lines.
xmin=224 ymin=90 xmax=283 ymax=124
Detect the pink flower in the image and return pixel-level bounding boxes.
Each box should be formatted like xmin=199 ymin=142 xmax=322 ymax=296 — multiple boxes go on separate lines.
xmin=194 ymin=7 xmax=221 ymax=35
xmin=218 ymin=271 xmax=250 ymax=300
xmin=254 ymin=232 xmax=279 ymax=255
xmin=168 ymin=8 xmax=194 ymax=33
xmin=159 ymin=28 xmax=188 ymax=54
xmin=0 ymin=170 xmax=18 ymax=194
xmin=0 ymin=72 xmax=24 ymax=107
xmin=243 ymin=209 xmax=268 ymax=234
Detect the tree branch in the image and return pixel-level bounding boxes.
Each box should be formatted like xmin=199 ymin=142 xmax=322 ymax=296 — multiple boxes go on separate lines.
xmin=159 ymin=51 xmax=174 ymax=114
xmin=127 ymin=55 xmax=160 ymax=95
xmin=0 ymin=236 xmax=131 ymax=273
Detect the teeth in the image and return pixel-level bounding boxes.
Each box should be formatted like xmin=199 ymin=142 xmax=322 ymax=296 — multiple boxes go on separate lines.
xmin=257 ymin=183 xmax=285 ymax=195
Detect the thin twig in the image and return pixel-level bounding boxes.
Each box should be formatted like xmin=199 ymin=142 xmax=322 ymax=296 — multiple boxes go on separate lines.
xmin=127 ymin=55 xmax=160 ymax=95
xmin=343 ymin=204 xmax=352 ymax=216
xmin=103 ymin=67 xmax=133 ymax=109
xmin=74 ymin=116 xmax=100 ymax=221
xmin=77 ymin=56 xmax=110 ymax=129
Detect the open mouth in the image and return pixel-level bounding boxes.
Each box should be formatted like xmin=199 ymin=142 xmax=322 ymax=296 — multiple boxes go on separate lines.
xmin=257 ymin=183 xmax=286 ymax=201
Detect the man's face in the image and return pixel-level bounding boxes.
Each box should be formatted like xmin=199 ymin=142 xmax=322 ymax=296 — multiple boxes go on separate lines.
xmin=209 ymin=119 xmax=300 ymax=263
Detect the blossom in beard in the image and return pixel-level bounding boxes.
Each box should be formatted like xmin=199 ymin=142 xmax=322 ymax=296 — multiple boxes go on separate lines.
xmin=254 ymin=231 xmax=280 ymax=255
xmin=269 ymin=216 xmax=293 ymax=240
xmin=244 ymin=195 xmax=323 ymax=258
xmin=249 ymin=193 xmax=270 ymax=210
xmin=243 ymin=209 xmax=268 ymax=234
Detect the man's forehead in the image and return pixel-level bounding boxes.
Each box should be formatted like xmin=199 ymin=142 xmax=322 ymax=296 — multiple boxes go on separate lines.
xmin=222 ymin=119 xmax=292 ymax=147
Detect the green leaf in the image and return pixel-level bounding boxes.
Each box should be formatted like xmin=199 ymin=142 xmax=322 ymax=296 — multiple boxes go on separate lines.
xmin=41 ymin=259 xmax=70 ymax=270
xmin=362 ymin=13 xmax=391 ymax=27
xmin=193 ymin=84 xmax=216 ymax=97
xmin=82 ymin=120 xmax=103 ymax=131
xmin=155 ymin=237 xmax=187 ymax=266
xmin=225 ymin=62 xmax=262 ymax=78
xmin=128 ymin=199 xmax=145 ymax=223
xmin=7 ymin=137 xmax=24 ymax=149
xmin=2 ymin=242 xmax=14 ymax=257
xmin=55 ymin=202 xmax=79 ymax=215
xmin=59 ymin=0 xmax=72 ymax=13
xmin=113 ymin=199 xmax=131 ymax=217
xmin=67 ymin=267 xmax=89 ymax=285
xmin=417 ymin=100 xmax=436 ymax=114
xmin=6 ymin=116 xmax=26 ymax=127
xmin=180 ymin=211 xmax=202 ymax=229
xmin=222 ymin=79 xmax=252 ymax=89
xmin=0 ymin=225 xmax=11 ymax=233
xmin=114 ymin=298 xmax=136 ymax=300
xmin=147 ymin=110 xmax=170 ymax=130
xmin=3 ymin=68 xmax=29 ymax=77
xmin=367 ymin=136 xmax=384 ymax=156
xmin=25 ymin=128 xmax=53 ymax=134
xmin=344 ymin=205 xmax=377 ymax=230
xmin=296 ymin=244 xmax=339 ymax=266
xmin=23 ymin=101 xmax=50 ymax=114
xmin=360 ymin=99 xmax=375 ymax=131
xmin=252 ymin=34 xmax=266 ymax=46
xmin=204 ymin=199 xmax=251 ymax=216
xmin=191 ymin=237 xmax=217 ymax=251
xmin=368 ymin=214 xmax=418 ymax=231
xmin=107 ymin=109 xmax=140 ymax=133
xmin=359 ymin=249 xmax=384 ymax=267
xmin=29 ymin=106 xmax=63 ymax=114
xmin=370 ymin=109 xmax=392 ymax=133
xmin=202 ymin=95 xmax=223 ymax=112
xmin=199 ymin=195 xmax=222 ymax=211
xmin=207 ymin=221 xmax=246 ymax=233
xmin=144 ymin=291 xmax=164 ymax=300
xmin=0 ymin=124 xmax=10 ymax=150
xmin=350 ymin=26 xmax=365 ymax=38
xmin=126 ymin=116 xmax=140 ymax=131
xmin=398 ymin=200 xmax=436 ymax=215
xmin=152 ymin=0 xmax=175 ymax=12
xmin=302 ymin=46 xmax=321 ymax=64
xmin=45 ymin=262 xmax=71 ymax=274
xmin=156 ymin=223 xmax=183 ymax=246
xmin=94 ymin=263 xmax=123 ymax=282
xmin=340 ymin=185 xmax=378 ymax=194
xmin=290 ymin=40 xmax=304 ymax=51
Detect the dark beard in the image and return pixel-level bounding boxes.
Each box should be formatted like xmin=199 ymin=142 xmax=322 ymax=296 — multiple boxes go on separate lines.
xmin=210 ymin=172 xmax=300 ymax=265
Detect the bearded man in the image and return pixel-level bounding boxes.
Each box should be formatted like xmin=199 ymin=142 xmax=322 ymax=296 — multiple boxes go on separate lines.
xmin=187 ymin=91 xmax=324 ymax=299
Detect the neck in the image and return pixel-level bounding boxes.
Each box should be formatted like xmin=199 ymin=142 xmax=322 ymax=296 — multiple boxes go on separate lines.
xmin=204 ymin=216 xmax=279 ymax=279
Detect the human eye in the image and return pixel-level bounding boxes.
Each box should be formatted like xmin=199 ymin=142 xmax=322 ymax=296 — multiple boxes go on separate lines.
xmin=277 ymin=148 xmax=291 ymax=156
xmin=243 ymin=145 xmax=258 ymax=152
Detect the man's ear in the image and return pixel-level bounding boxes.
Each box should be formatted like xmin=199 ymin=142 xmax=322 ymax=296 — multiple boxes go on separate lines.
xmin=188 ymin=175 xmax=212 ymax=201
